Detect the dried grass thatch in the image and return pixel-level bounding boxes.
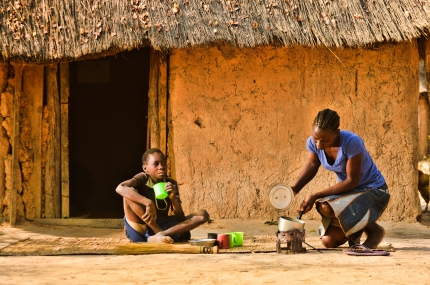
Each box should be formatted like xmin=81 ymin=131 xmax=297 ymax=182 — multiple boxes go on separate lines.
xmin=1 ymin=0 xmax=430 ymax=63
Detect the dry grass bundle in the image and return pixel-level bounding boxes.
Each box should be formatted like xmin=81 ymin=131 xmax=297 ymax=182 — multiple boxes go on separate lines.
xmin=1 ymin=0 xmax=430 ymax=63
xmin=114 ymin=242 xmax=213 ymax=255
xmin=0 ymin=237 xmax=216 ymax=256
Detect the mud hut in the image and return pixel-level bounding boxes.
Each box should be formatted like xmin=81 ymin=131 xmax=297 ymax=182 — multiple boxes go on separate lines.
xmin=0 ymin=0 xmax=429 ymax=225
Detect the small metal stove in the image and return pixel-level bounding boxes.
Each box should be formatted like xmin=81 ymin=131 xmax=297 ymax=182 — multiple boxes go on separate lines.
xmin=276 ymin=229 xmax=306 ymax=254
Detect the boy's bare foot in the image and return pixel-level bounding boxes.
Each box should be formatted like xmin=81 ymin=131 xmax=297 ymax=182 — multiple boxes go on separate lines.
xmin=147 ymin=233 xmax=174 ymax=244
xmin=363 ymin=222 xmax=385 ymax=249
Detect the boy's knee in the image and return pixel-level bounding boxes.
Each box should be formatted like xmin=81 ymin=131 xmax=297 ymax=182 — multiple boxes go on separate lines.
xmin=197 ymin=209 xmax=210 ymax=223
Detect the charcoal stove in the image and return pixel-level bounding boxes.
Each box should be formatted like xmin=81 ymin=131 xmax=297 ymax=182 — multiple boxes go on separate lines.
xmin=276 ymin=229 xmax=306 ymax=254
xmin=269 ymin=184 xmax=316 ymax=254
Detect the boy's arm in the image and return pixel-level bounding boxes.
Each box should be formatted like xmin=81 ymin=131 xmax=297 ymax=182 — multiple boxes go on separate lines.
xmin=115 ymin=178 xmax=157 ymax=224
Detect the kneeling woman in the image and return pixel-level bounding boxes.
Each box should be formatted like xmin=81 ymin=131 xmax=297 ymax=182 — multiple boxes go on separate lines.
xmin=291 ymin=109 xmax=390 ymax=249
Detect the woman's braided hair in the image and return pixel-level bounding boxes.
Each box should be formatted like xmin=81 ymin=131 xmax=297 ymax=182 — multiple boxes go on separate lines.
xmin=313 ymin=109 xmax=340 ymax=131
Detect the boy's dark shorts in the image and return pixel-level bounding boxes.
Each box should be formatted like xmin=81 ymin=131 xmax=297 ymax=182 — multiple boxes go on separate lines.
xmin=123 ymin=215 xmax=191 ymax=243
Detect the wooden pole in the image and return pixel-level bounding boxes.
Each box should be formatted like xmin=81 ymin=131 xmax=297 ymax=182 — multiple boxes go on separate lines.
xmin=158 ymin=52 xmax=168 ymax=155
xmin=418 ymin=37 xmax=429 ymax=158
xmin=419 ymin=93 xmax=429 ymax=159
xmin=60 ymin=62 xmax=70 ymax=219
xmin=148 ymin=48 xmax=160 ymax=149
xmin=424 ymin=37 xmax=430 ymax=156
xmin=0 ymin=62 xmax=8 ymax=219
xmin=44 ymin=64 xmax=61 ymax=218
xmin=148 ymin=49 xmax=168 ymax=153
xmin=10 ymin=64 xmax=23 ymax=225
xmin=22 ymin=66 xmax=44 ymax=219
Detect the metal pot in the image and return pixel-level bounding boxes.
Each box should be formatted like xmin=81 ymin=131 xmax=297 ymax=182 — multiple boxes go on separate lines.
xmin=278 ymin=216 xmax=305 ymax=231
xmin=188 ymin=239 xmax=217 ymax=247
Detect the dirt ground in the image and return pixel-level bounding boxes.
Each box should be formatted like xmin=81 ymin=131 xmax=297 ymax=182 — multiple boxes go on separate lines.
xmin=0 ymin=210 xmax=429 ymax=285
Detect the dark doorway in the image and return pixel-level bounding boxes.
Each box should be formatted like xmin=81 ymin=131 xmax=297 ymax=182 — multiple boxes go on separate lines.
xmin=69 ymin=48 xmax=150 ymax=218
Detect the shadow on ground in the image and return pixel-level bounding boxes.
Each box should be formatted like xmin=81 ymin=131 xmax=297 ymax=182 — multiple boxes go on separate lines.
xmin=418 ymin=211 xmax=430 ymax=226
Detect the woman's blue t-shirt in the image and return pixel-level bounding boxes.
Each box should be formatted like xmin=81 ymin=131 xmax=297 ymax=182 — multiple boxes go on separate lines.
xmin=306 ymin=130 xmax=386 ymax=189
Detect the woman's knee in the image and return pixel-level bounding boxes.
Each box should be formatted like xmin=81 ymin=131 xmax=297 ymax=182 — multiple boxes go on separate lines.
xmin=321 ymin=236 xmax=332 ymax=248
xmin=317 ymin=202 xmax=335 ymax=218
xmin=321 ymin=226 xmax=347 ymax=248
xmin=321 ymin=235 xmax=347 ymax=248
xmin=321 ymin=236 xmax=338 ymax=248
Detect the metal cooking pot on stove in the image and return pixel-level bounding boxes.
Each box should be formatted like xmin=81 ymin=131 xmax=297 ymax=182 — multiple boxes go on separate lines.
xmin=278 ymin=215 xmax=305 ymax=231
xmin=268 ymin=184 xmax=306 ymax=231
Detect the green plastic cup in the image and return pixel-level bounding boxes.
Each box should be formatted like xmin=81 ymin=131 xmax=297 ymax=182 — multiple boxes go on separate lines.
xmin=153 ymin=182 xmax=168 ymax=199
xmin=229 ymin=232 xmax=244 ymax=247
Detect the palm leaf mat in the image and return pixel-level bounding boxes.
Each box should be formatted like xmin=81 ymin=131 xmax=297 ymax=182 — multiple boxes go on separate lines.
xmin=0 ymin=236 xmax=395 ymax=256
xmin=218 ymin=235 xmax=395 ymax=253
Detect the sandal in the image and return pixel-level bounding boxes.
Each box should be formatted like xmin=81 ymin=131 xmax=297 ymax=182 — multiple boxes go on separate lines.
xmin=344 ymin=244 xmax=390 ymax=256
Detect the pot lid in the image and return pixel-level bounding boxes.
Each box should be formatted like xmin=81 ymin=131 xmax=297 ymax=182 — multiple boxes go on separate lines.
xmin=269 ymin=184 xmax=294 ymax=210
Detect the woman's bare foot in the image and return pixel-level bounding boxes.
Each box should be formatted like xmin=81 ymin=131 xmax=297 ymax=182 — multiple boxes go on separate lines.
xmin=363 ymin=222 xmax=385 ymax=249
xmin=148 ymin=233 xmax=174 ymax=244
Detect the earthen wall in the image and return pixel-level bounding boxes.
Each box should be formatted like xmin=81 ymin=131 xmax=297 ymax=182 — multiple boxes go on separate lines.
xmin=168 ymin=42 xmax=421 ymax=221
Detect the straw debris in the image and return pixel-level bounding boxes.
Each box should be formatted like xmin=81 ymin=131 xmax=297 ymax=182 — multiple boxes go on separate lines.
xmin=0 ymin=0 xmax=430 ymax=63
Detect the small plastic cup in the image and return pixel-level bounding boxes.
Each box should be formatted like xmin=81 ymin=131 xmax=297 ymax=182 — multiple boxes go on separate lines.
xmin=208 ymin=233 xmax=218 ymax=240
xmin=229 ymin=232 xmax=244 ymax=247
xmin=153 ymin=182 xmax=168 ymax=199
xmin=217 ymin=233 xmax=230 ymax=249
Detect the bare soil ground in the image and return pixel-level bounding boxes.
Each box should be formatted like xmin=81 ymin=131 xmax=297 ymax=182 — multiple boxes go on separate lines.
xmin=0 ymin=211 xmax=429 ymax=285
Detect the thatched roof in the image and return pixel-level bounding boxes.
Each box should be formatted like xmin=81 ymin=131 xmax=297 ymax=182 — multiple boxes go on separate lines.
xmin=1 ymin=0 xmax=430 ymax=63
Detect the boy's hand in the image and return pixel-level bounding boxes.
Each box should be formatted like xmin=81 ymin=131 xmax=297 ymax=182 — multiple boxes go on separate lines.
xmin=165 ymin=182 xmax=177 ymax=200
xmin=141 ymin=201 xmax=157 ymax=223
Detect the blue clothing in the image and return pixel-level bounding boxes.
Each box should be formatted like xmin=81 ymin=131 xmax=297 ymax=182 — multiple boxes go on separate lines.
xmin=123 ymin=216 xmax=147 ymax=242
xmin=316 ymin=185 xmax=390 ymax=240
xmin=145 ymin=216 xmax=191 ymax=242
xmin=124 ymin=216 xmax=190 ymax=243
xmin=306 ymin=130 xmax=386 ymax=189
xmin=122 ymin=172 xmax=190 ymax=243
xmin=306 ymin=130 xmax=390 ymax=241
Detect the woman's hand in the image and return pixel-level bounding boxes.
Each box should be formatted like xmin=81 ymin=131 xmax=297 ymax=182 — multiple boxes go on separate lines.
xmin=300 ymin=194 xmax=318 ymax=214
xmin=165 ymin=182 xmax=177 ymax=200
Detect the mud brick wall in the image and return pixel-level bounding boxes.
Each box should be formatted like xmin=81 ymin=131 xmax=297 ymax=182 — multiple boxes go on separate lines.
xmin=0 ymin=64 xmax=45 ymax=222
xmin=168 ymin=42 xmax=421 ymax=221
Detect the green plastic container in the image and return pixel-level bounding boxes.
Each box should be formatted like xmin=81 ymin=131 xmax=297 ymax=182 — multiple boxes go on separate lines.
xmin=229 ymin=232 xmax=244 ymax=247
xmin=153 ymin=182 xmax=168 ymax=199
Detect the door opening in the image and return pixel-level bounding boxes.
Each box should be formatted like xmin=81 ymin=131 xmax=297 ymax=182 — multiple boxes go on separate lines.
xmin=69 ymin=48 xmax=150 ymax=218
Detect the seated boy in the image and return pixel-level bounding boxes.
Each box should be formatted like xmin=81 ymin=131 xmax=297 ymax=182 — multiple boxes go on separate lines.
xmin=116 ymin=148 xmax=210 ymax=243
